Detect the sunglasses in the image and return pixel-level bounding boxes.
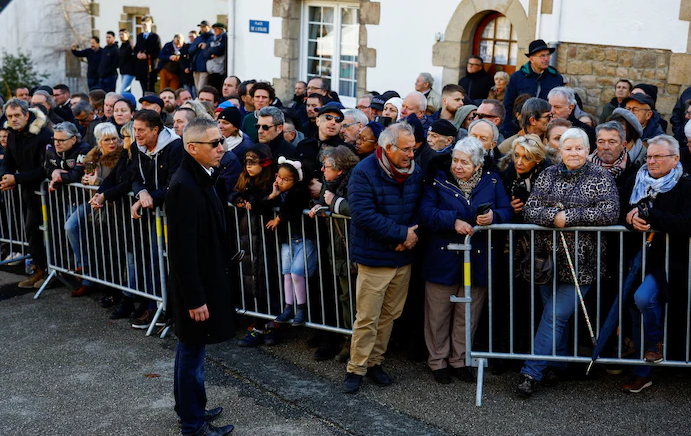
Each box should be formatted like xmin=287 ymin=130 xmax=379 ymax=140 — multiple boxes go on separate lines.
xmin=475 ymin=113 xmax=499 ymax=120
xmin=321 ymin=114 xmax=344 ymax=123
xmin=255 ymin=123 xmax=277 ymax=131
xmin=194 ymin=137 xmax=225 ymax=148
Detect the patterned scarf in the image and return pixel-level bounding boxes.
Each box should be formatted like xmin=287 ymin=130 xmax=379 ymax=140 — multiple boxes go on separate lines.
xmin=588 ymin=149 xmax=628 ymax=178
xmin=455 ymin=164 xmax=483 ymax=199
xmin=376 ymin=146 xmax=415 ymax=184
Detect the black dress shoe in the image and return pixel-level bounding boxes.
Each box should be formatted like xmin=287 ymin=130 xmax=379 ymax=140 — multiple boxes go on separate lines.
xmin=205 ymin=407 xmax=223 ymax=422
xmin=200 ymin=423 xmax=234 ymax=436
xmin=365 ymin=365 xmax=391 ymax=386
xmin=454 ymin=367 xmax=475 ymax=383
xmin=433 ymin=368 xmax=453 ymax=384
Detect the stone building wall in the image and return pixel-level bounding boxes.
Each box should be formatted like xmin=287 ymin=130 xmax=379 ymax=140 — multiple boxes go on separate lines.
xmin=556 ymin=42 xmax=684 ymax=126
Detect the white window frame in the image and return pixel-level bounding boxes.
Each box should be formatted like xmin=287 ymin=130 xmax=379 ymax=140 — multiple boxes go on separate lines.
xmin=299 ymin=1 xmax=359 ymax=108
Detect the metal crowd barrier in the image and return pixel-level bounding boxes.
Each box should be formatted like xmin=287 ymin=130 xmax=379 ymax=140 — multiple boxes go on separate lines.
xmin=449 ymin=224 xmax=691 ymax=406
xmin=228 ymin=204 xmax=355 ymax=334
xmin=0 ymin=185 xmax=32 ymax=266
xmin=34 ymin=181 xmax=168 ymax=337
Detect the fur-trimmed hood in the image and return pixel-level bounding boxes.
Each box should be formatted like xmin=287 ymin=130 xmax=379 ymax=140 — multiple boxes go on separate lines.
xmin=84 ymin=144 xmax=124 ymax=169
xmin=4 ymin=107 xmax=47 ymax=136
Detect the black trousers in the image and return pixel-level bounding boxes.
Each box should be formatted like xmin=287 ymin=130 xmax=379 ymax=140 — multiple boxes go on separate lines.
xmin=22 ymin=186 xmax=46 ymax=269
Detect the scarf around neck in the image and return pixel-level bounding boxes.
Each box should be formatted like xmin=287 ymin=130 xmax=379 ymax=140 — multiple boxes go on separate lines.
xmin=455 ymin=164 xmax=483 ymax=199
xmin=588 ymin=149 xmax=628 ymax=178
xmin=376 ymin=146 xmax=415 ymax=184
xmin=629 ymin=161 xmax=683 ymax=205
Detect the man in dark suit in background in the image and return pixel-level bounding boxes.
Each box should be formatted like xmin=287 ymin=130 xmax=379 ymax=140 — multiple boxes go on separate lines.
xmin=134 ymin=16 xmax=161 ymax=93
xmin=166 ymin=117 xmax=235 ymax=436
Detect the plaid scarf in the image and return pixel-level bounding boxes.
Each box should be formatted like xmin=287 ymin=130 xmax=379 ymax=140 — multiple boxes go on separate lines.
xmin=588 ymin=149 xmax=628 ymax=178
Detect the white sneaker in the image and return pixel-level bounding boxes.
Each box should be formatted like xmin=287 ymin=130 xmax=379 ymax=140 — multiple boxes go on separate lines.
xmin=4 ymin=252 xmax=24 ymax=266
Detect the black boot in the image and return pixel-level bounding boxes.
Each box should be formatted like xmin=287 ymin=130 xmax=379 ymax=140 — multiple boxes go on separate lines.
xmin=110 ymin=297 xmax=135 ymax=320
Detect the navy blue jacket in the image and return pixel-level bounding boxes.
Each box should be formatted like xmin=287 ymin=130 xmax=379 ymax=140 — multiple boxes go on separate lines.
xmin=502 ymin=62 xmax=564 ymax=135
xmin=347 ymin=154 xmax=423 ymax=268
xmin=420 ymin=164 xmax=512 ymax=287
xmin=98 ymin=43 xmax=119 ymax=77
xmin=44 ymin=140 xmax=92 ymax=184
xmin=72 ymin=47 xmax=101 ymax=80
xmin=642 ymin=111 xmax=666 ymax=141
xmin=188 ymin=31 xmax=214 ymax=72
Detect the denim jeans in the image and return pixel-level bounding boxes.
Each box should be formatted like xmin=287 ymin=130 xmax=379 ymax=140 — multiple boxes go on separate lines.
xmin=630 ymin=274 xmax=663 ymax=377
xmin=98 ymin=74 xmax=118 ymax=92
xmin=174 ymin=341 xmax=207 ymax=435
xmin=65 ymin=204 xmax=93 ymax=287
xmin=521 ymin=282 xmax=591 ymax=381
xmin=119 ymin=74 xmax=135 ymax=93
xmin=280 ymin=238 xmax=317 ymax=277
xmin=87 ymin=77 xmax=99 ymax=91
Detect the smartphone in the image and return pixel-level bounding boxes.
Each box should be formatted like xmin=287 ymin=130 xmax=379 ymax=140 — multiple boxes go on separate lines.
xmin=475 ymin=202 xmax=492 ymax=217
xmin=375 ymin=116 xmax=392 ymax=128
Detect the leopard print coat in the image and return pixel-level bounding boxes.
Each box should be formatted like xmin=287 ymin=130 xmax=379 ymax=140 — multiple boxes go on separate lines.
xmin=523 ymin=161 xmax=620 ymax=284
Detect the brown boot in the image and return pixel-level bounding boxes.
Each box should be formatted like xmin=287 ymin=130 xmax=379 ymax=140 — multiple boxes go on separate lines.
xmin=18 ymin=266 xmax=45 ymax=289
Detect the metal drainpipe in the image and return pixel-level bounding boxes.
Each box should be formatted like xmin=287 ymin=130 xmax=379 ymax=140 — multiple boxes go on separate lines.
xmin=228 ymin=0 xmax=236 ymax=75
xmin=549 ymin=0 xmax=563 ymax=68
xmin=535 ymin=0 xmax=543 ymax=39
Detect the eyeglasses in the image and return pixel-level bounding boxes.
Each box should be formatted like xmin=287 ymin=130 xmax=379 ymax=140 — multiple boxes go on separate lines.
xmin=475 ymin=113 xmax=499 ymax=120
xmin=393 ymin=144 xmax=415 ymax=155
xmin=646 ymin=154 xmax=675 ymax=161
xmin=341 ymin=122 xmax=359 ymax=129
xmin=321 ymin=114 xmax=344 ymax=123
xmin=192 ymin=137 xmax=225 ymax=148
xmin=54 ymin=137 xmax=75 ymax=144
xmin=275 ymin=173 xmax=294 ymax=182
xmin=358 ymin=135 xmax=377 ymax=144
xmin=596 ymin=139 xmax=620 ymax=147
xmin=625 ymin=107 xmax=651 ymax=114
xmin=467 ymin=62 xmax=482 ymax=67
xmin=539 ymin=113 xmax=554 ymax=120
xmin=322 ymin=164 xmax=336 ymax=170
xmin=255 ymin=123 xmax=277 ymax=131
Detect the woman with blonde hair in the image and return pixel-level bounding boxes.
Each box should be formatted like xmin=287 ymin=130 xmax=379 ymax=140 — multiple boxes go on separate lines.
xmin=488 ymin=71 xmax=510 ymax=103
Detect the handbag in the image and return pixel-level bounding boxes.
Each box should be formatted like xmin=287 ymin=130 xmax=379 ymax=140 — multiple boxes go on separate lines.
xmin=516 ymin=234 xmax=553 ymax=284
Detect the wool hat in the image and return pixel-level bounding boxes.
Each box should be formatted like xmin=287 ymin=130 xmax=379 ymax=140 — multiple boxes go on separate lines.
xmin=429 ymin=119 xmax=458 ymax=138
xmin=384 ymin=97 xmax=403 ymax=121
xmin=365 ymin=121 xmax=384 ymax=140
xmin=218 ymin=106 xmax=242 ymax=129
xmin=526 ymin=39 xmax=555 ymax=57
xmin=622 ymin=93 xmax=655 ymax=111
xmin=632 ymin=84 xmax=659 ymax=104
xmin=212 ymin=22 xmax=226 ymax=29
xmin=121 ymin=92 xmax=137 ymax=108
xmin=612 ymin=107 xmax=644 ymax=137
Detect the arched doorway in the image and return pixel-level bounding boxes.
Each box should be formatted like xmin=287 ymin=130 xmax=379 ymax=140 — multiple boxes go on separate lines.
xmin=473 ymin=12 xmax=518 ymax=76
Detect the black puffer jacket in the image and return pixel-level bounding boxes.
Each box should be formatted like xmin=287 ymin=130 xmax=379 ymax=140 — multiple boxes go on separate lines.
xmin=1 ymin=108 xmax=52 ymax=189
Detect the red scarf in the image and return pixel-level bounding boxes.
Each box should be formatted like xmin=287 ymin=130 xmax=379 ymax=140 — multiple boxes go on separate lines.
xmin=376 ymin=146 xmax=414 ymax=184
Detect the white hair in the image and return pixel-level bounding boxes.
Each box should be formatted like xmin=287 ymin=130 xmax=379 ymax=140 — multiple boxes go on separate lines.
xmin=548 ymin=86 xmax=577 ymax=107
xmin=468 ymin=118 xmax=499 ymax=144
xmin=559 ymin=127 xmax=590 ymax=150
xmin=343 ymin=108 xmax=368 ymax=126
xmin=648 ymin=134 xmax=680 ymax=157
xmin=453 ymin=136 xmax=486 ymax=166
xmin=406 ymin=91 xmax=427 ymax=112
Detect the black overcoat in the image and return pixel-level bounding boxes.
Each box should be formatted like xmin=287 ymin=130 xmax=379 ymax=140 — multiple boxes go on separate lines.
xmin=166 ymin=152 xmax=235 ymax=345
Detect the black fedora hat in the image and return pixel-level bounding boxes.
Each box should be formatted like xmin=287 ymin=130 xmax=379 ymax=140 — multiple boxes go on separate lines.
xmin=525 ymin=39 xmax=555 ymax=57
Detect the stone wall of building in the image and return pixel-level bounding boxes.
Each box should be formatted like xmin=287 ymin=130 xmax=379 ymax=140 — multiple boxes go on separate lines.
xmin=556 ymin=42 xmax=685 ymax=126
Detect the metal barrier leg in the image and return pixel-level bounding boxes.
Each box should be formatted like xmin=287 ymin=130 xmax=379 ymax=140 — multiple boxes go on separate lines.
xmin=33 ymin=270 xmax=56 ymax=300
xmin=146 ymin=304 xmax=164 ymax=337
xmin=475 ymin=358 xmax=488 ymax=407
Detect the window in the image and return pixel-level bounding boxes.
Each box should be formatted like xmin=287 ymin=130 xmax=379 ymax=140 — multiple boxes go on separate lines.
xmin=473 ymin=13 xmax=518 ymax=73
xmin=301 ymin=2 xmax=359 ymax=105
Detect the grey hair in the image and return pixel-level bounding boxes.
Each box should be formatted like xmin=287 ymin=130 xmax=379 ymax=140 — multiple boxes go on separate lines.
xmin=358 ymin=93 xmax=373 ymax=104
xmin=258 ymin=106 xmax=285 ymax=125
xmin=406 ymin=91 xmax=427 ymax=112
xmin=453 ymin=136 xmax=486 ymax=166
xmin=468 ymin=118 xmax=499 ymax=144
xmin=595 ymin=121 xmax=626 ymax=144
xmin=181 ymin=100 xmax=213 ymax=120
xmin=548 ymin=86 xmax=577 ymax=107
xmin=3 ymin=98 xmax=29 ymax=115
xmin=53 ymin=122 xmax=81 ymax=141
xmin=419 ymin=72 xmax=434 ymax=87
xmin=73 ymin=100 xmax=93 ymax=116
xmin=343 ymin=108 xmax=368 ymax=126
xmin=105 ymin=92 xmax=123 ymax=102
xmin=182 ymin=117 xmax=221 ymax=147
xmin=647 ymin=134 xmax=680 ymax=157
xmin=94 ymin=122 xmax=119 ymax=144
xmin=33 ymin=90 xmax=55 ymax=108
xmin=379 ymin=121 xmax=415 ymax=149
xmin=494 ymin=71 xmax=510 ymax=83
xmin=559 ymin=127 xmax=590 ymax=150
xmin=120 ymin=120 xmax=134 ymax=140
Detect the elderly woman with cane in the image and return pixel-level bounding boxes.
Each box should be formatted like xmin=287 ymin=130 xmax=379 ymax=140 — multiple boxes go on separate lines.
xmin=516 ymin=128 xmax=619 ymax=398
xmin=420 ymin=136 xmax=512 ymax=384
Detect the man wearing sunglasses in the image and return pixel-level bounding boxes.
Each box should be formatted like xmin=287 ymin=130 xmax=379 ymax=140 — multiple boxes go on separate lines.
xmin=256 ymin=106 xmax=296 ymax=160
xmin=296 ymin=104 xmax=346 ymax=169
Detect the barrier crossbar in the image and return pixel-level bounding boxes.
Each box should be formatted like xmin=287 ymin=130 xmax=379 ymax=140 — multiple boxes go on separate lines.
xmin=0 ymin=185 xmax=32 ymax=266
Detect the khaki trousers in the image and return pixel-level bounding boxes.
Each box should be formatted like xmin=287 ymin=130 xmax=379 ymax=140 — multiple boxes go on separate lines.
xmin=193 ymin=72 xmax=209 ymax=91
xmin=424 ymin=281 xmax=487 ymax=370
xmin=347 ymin=264 xmax=412 ymax=375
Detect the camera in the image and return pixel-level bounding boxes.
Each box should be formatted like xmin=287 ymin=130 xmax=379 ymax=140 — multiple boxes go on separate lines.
xmin=637 ymin=201 xmax=651 ymax=220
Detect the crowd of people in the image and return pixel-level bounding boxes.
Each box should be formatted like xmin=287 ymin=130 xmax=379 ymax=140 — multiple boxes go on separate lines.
xmin=2 ymin=30 xmax=691 ymax=433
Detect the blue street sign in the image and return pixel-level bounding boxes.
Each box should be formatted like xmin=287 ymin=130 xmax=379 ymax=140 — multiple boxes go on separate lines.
xmin=249 ymin=20 xmax=269 ymax=34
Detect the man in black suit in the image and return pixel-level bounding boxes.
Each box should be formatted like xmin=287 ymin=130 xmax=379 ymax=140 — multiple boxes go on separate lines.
xmin=133 ymin=16 xmax=161 ymax=93
xmin=166 ymin=118 xmax=235 ymax=436
xmin=52 ymin=84 xmax=75 ymax=124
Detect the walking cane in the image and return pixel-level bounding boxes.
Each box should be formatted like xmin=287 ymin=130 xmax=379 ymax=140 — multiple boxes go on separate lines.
xmin=559 ymin=231 xmax=597 ymax=347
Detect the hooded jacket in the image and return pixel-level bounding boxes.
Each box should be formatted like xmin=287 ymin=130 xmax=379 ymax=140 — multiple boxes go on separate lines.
xmin=131 ymin=127 xmax=184 ymax=207
xmin=44 ymin=140 xmax=92 ymax=184
xmin=1 ymin=108 xmax=53 ymax=188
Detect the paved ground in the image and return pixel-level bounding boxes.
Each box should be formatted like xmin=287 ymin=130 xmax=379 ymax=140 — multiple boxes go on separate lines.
xmin=2 ymin=269 xmax=691 ymax=436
